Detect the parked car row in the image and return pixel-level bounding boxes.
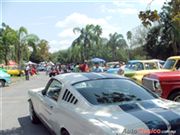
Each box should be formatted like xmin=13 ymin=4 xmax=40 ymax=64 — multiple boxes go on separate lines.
xmin=0 ymin=65 xmax=38 ymax=87
xmin=106 ymin=56 xmax=180 ymax=103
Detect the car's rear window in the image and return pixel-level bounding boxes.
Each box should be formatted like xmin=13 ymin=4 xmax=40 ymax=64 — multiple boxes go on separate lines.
xmin=73 ymin=79 xmax=157 ymax=105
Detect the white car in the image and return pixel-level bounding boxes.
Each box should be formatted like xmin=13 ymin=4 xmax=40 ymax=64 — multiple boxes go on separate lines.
xmin=28 ymin=73 xmax=180 ymax=135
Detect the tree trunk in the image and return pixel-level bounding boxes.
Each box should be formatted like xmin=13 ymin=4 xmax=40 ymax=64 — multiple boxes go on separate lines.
xmin=4 ymin=45 xmax=8 ymax=65
xmin=17 ymin=45 xmax=21 ymax=66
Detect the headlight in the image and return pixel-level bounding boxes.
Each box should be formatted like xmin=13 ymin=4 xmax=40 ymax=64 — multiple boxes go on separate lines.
xmin=153 ymin=80 xmax=162 ymax=96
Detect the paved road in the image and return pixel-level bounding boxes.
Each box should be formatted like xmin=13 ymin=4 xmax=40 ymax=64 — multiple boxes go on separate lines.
xmin=0 ymin=72 xmax=51 ymax=135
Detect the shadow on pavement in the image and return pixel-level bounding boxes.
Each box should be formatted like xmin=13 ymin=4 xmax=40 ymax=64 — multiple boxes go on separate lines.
xmin=0 ymin=116 xmax=51 ymax=135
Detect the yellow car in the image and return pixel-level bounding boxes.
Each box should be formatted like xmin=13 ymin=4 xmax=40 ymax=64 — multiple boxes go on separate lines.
xmin=5 ymin=66 xmax=24 ymax=76
xmin=163 ymin=56 xmax=180 ymax=70
xmin=124 ymin=56 xmax=180 ymax=84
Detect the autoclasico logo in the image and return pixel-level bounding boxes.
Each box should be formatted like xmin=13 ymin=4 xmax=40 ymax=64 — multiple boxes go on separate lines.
xmin=121 ymin=128 xmax=176 ymax=135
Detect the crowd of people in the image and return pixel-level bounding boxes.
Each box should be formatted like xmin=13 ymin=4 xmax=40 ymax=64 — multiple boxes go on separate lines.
xmin=24 ymin=60 xmax=126 ymax=80
xmin=46 ymin=60 xmax=125 ymax=76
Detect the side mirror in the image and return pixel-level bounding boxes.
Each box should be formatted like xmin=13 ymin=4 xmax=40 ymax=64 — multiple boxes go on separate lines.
xmin=42 ymin=89 xmax=46 ymax=96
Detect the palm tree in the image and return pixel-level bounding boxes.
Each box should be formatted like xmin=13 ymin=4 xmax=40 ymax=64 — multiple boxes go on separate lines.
xmin=126 ymin=31 xmax=132 ymax=44
xmin=26 ymin=34 xmax=40 ymax=62
xmin=38 ymin=39 xmax=50 ymax=61
xmin=126 ymin=31 xmax=132 ymax=59
xmin=107 ymin=32 xmax=127 ymax=61
xmin=26 ymin=34 xmax=39 ymax=52
xmin=73 ymin=24 xmax=102 ymax=61
xmin=16 ymin=26 xmax=28 ymax=65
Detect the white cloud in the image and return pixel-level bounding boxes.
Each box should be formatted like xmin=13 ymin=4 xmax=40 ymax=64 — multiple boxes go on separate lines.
xmin=50 ymin=12 xmax=121 ymax=52
xmin=111 ymin=0 xmax=166 ymax=5
xmin=101 ymin=0 xmax=166 ymax=15
xmin=112 ymin=0 xmax=134 ymax=7
xmin=101 ymin=1 xmax=138 ymax=15
xmin=107 ymin=8 xmax=138 ymax=14
xmin=58 ymin=28 xmax=77 ymax=38
xmin=49 ymin=40 xmax=70 ymax=52
xmin=56 ymin=12 xmax=121 ymax=37
xmin=138 ymin=0 xmax=166 ymax=5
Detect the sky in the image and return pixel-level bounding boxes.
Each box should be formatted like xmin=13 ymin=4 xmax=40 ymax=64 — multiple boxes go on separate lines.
xmin=1 ymin=0 xmax=166 ymax=52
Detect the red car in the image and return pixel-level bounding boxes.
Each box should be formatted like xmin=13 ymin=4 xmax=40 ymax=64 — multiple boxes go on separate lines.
xmin=142 ymin=71 xmax=180 ymax=102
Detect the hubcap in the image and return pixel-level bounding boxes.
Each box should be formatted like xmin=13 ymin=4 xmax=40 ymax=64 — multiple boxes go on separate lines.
xmin=174 ymin=95 xmax=180 ymax=102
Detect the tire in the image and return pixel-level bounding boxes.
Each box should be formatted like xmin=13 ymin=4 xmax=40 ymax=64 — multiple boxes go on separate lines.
xmin=0 ymin=80 xmax=5 ymax=87
xmin=29 ymin=100 xmax=40 ymax=124
xmin=61 ymin=129 xmax=70 ymax=135
xmin=168 ymin=91 xmax=180 ymax=103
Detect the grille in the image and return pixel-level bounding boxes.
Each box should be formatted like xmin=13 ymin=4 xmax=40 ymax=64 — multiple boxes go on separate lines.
xmin=142 ymin=77 xmax=155 ymax=91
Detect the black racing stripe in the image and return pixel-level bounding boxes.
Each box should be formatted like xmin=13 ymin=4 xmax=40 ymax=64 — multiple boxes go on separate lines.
xmin=119 ymin=103 xmax=167 ymax=135
xmin=140 ymin=101 xmax=180 ymax=134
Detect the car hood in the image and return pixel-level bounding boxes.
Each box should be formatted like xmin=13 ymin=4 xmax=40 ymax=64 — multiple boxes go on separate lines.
xmin=0 ymin=70 xmax=10 ymax=78
xmin=93 ymin=99 xmax=180 ymax=135
xmin=125 ymin=69 xmax=170 ymax=77
xmin=146 ymin=71 xmax=180 ymax=81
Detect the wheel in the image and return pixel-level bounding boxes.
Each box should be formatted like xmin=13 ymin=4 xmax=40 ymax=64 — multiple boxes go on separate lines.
xmin=61 ymin=129 xmax=70 ymax=135
xmin=29 ymin=100 xmax=40 ymax=124
xmin=168 ymin=91 xmax=180 ymax=102
xmin=0 ymin=80 xmax=5 ymax=87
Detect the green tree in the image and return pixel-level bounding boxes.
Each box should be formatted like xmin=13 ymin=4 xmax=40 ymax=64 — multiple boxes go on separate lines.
xmin=16 ymin=26 xmax=28 ymax=65
xmin=38 ymin=39 xmax=50 ymax=61
xmin=26 ymin=34 xmax=41 ymax=63
xmin=139 ymin=0 xmax=180 ymax=57
xmin=107 ymin=32 xmax=127 ymax=61
xmin=0 ymin=23 xmax=17 ymax=65
xmin=73 ymin=24 xmax=102 ymax=61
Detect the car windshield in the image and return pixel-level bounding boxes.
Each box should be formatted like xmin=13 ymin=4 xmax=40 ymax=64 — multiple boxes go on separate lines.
xmin=125 ymin=62 xmax=144 ymax=70
xmin=73 ymin=79 xmax=157 ymax=105
xmin=144 ymin=62 xmax=158 ymax=70
xmin=163 ymin=59 xmax=176 ymax=69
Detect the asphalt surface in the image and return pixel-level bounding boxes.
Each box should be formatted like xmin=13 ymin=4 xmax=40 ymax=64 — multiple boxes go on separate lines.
xmin=0 ymin=72 xmax=51 ymax=135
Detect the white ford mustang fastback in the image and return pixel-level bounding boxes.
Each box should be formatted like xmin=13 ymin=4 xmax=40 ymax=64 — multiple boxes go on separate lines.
xmin=28 ymin=73 xmax=180 ymax=135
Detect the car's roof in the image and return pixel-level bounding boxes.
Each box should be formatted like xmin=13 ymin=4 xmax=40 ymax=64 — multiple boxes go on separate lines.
xmin=128 ymin=59 xmax=161 ymax=63
xmin=54 ymin=73 xmax=124 ymax=84
xmin=168 ymin=56 xmax=180 ymax=60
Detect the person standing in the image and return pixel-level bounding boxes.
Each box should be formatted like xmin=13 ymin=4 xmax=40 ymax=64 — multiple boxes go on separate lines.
xmin=92 ymin=63 xmax=103 ymax=73
xmin=80 ymin=60 xmax=89 ymax=72
xmin=118 ymin=61 xmax=125 ymax=76
xmin=25 ymin=64 xmax=30 ymax=80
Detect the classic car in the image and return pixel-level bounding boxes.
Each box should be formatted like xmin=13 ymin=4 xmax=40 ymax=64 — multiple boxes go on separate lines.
xmin=163 ymin=56 xmax=180 ymax=70
xmin=106 ymin=61 xmax=119 ymax=68
xmin=0 ymin=67 xmax=7 ymax=73
xmin=107 ymin=59 xmax=164 ymax=82
xmin=5 ymin=66 xmax=24 ymax=76
xmin=142 ymin=71 xmax=180 ymax=102
xmin=0 ymin=70 xmax=11 ymax=87
xmin=124 ymin=56 xmax=180 ymax=84
xmin=28 ymin=73 xmax=180 ymax=135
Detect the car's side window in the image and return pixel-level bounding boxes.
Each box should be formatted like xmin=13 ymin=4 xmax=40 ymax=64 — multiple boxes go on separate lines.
xmin=175 ymin=60 xmax=180 ymax=70
xmin=46 ymin=79 xmax=62 ymax=101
